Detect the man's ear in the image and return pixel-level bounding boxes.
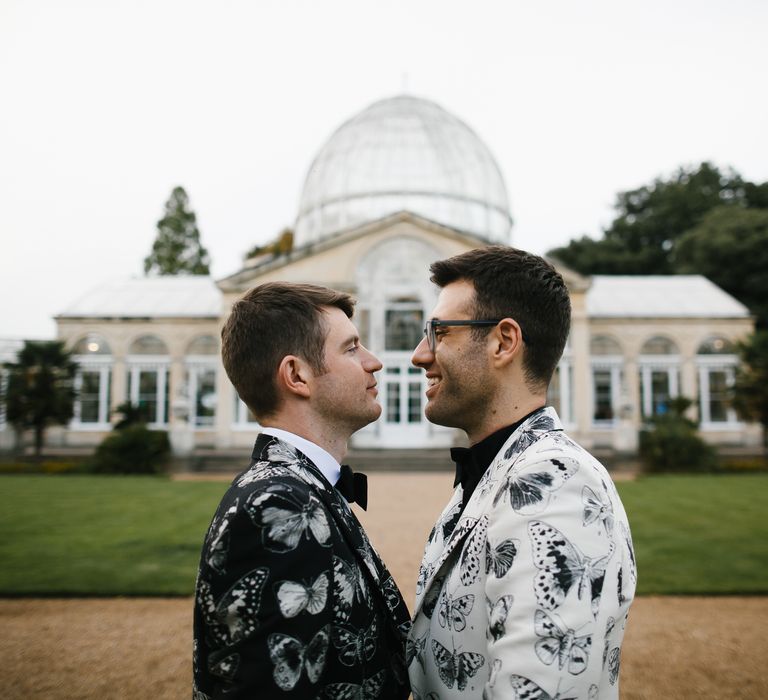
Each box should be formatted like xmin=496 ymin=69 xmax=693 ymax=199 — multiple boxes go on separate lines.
xmin=276 ymin=355 xmax=312 ymax=399
xmin=491 ymin=318 xmax=525 ymax=368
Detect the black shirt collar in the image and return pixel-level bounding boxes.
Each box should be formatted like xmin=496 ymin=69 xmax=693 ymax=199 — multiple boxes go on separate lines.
xmin=450 ymin=407 xmax=545 ymax=511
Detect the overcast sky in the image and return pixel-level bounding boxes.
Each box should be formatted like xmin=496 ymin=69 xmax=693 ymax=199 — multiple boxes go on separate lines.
xmin=2 ymin=0 xmax=767 ymax=339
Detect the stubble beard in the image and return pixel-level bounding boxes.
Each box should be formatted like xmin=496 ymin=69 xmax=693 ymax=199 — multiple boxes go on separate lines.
xmin=315 ymin=385 xmax=381 ymax=436
xmin=425 ymin=357 xmax=493 ymax=435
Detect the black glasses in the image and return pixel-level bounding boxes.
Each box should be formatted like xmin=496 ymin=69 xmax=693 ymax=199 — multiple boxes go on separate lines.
xmin=423 ymin=319 xmax=530 ymax=353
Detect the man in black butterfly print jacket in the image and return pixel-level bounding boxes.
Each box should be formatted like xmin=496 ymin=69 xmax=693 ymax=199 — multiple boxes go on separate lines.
xmin=193 ymin=282 xmax=411 ymax=699
xmin=407 ymin=247 xmax=636 ymax=700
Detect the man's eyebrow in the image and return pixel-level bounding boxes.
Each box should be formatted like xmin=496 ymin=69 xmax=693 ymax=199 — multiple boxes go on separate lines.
xmin=340 ymin=334 xmax=359 ymax=348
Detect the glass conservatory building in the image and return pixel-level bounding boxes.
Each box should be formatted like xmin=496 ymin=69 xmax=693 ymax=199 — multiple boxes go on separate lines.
xmin=4 ymin=94 xmax=758 ymax=455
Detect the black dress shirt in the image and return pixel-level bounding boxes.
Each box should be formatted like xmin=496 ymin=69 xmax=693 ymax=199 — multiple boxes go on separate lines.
xmin=451 ymin=407 xmax=545 ymax=512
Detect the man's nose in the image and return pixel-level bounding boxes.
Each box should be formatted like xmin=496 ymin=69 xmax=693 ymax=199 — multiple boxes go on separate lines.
xmin=411 ymin=335 xmax=433 ymax=368
xmin=363 ymin=348 xmax=383 ymax=372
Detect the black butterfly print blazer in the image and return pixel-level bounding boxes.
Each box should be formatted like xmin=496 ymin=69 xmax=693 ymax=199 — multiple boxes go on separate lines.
xmin=408 ymin=407 xmax=636 ymax=700
xmin=193 ymin=434 xmax=411 ymax=699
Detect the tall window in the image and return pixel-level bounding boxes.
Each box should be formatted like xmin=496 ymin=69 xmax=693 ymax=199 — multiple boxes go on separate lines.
xmin=233 ymin=393 xmax=259 ymax=427
xmin=384 ymin=366 xmax=424 ymax=424
xmin=590 ymin=336 xmax=623 ymax=425
xmin=639 ymin=336 xmax=680 ymax=419
xmin=548 ymin=339 xmax=573 ymax=425
xmin=697 ymin=336 xmax=739 ymax=427
xmin=385 ymin=302 xmax=423 ymax=351
xmin=355 ymin=306 xmax=371 ymax=349
xmin=72 ymin=335 xmax=112 ymax=427
xmin=186 ymin=336 xmax=218 ymax=428
xmin=127 ymin=335 xmax=169 ymax=426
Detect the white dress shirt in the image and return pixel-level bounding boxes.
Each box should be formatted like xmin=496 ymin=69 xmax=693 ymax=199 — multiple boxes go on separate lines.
xmin=260 ymin=427 xmax=342 ymax=486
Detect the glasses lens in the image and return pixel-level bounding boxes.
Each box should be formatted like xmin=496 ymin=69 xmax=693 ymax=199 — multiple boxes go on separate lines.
xmin=425 ymin=321 xmax=435 ymax=352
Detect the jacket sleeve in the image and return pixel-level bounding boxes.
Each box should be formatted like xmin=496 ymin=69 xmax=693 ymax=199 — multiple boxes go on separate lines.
xmin=194 ymin=479 xmax=336 ymax=699
xmin=481 ymin=445 xmax=631 ymax=699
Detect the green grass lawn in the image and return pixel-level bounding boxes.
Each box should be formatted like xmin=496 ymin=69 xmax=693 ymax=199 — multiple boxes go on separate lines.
xmin=618 ymin=474 xmax=768 ymax=594
xmin=0 ymin=475 xmax=228 ymax=595
xmin=0 ymin=473 xmax=766 ymax=596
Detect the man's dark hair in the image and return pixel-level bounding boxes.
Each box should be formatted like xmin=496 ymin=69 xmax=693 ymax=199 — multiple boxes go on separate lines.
xmin=221 ymin=282 xmax=355 ymax=419
xmin=430 ymin=245 xmax=571 ymax=390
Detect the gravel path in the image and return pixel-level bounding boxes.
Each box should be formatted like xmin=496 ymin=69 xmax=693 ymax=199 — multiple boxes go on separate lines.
xmin=3 ymin=596 xmax=765 ymax=699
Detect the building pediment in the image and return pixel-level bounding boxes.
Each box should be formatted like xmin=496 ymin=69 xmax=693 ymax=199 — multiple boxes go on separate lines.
xmin=217 ymin=211 xmax=492 ymax=293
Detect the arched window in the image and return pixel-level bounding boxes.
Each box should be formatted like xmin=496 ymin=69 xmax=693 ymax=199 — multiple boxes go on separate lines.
xmin=696 ymin=336 xmax=739 ymax=426
xmin=73 ymin=335 xmax=112 ymax=355
xmin=185 ymin=335 xmax=218 ymax=428
xmin=640 ymin=336 xmax=679 ymax=355
xmin=590 ymin=335 xmax=622 ymax=356
xmin=697 ymin=336 xmax=736 ymax=355
xmin=639 ymin=336 xmax=680 ymax=419
xmin=187 ymin=335 xmax=218 ymax=356
xmin=127 ymin=335 xmax=170 ymax=425
xmin=72 ymin=334 xmax=112 ymax=427
xmin=129 ymin=335 xmax=169 ymax=355
xmin=354 ymin=237 xmax=439 ymax=445
xmin=590 ymin=336 xmax=623 ymax=425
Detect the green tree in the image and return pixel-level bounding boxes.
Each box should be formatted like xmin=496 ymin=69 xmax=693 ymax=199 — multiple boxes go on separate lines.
xmin=675 ymin=206 xmax=768 ymax=327
xmin=733 ymin=331 xmax=768 ymax=449
xmin=549 ymin=162 xmax=763 ymax=274
xmin=2 ymin=341 xmax=77 ymax=455
xmin=112 ymin=401 xmax=150 ymax=430
xmin=143 ymin=186 xmax=211 ymax=275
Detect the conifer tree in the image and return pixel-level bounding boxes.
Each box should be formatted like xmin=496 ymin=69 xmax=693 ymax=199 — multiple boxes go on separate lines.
xmin=144 ymin=186 xmax=211 ymax=275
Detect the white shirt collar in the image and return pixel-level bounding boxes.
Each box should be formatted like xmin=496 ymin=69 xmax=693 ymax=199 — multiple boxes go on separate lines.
xmin=260 ymin=427 xmax=341 ymax=486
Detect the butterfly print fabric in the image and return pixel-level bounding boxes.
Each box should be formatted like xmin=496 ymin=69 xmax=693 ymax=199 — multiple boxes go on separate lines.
xmin=193 ymin=434 xmax=410 ymax=699
xmin=408 ymin=407 xmax=635 ymax=699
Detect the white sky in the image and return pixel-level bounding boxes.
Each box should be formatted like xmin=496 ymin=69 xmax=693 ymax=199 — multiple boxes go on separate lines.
xmin=2 ymin=0 xmax=767 ymax=339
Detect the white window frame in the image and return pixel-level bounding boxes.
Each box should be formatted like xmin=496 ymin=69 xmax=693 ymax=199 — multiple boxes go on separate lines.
xmin=126 ymin=356 xmax=170 ymax=427
xmin=549 ymin=357 xmax=575 ymax=428
xmin=71 ymin=357 xmax=112 ymax=430
xmin=185 ymin=358 xmax=218 ymax=429
xmin=696 ymin=355 xmax=741 ymax=429
xmin=638 ymin=356 xmax=680 ymax=419
xmin=590 ymin=357 xmax=623 ymax=428
xmin=232 ymin=394 xmax=260 ymax=430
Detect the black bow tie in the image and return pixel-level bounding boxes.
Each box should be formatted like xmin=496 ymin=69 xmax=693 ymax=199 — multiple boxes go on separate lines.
xmin=335 ymin=464 xmax=368 ymax=511
xmin=450 ymin=447 xmax=475 ymax=489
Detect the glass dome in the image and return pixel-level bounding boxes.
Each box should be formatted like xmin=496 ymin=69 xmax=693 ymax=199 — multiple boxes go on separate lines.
xmin=294 ymin=95 xmax=512 ymax=246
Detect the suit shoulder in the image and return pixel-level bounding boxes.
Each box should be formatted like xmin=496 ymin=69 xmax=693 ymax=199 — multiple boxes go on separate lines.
xmin=228 ymin=461 xmax=318 ymax=496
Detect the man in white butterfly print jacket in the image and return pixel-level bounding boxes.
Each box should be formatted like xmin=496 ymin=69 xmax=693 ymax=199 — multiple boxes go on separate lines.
xmin=193 ymin=282 xmax=411 ymax=699
xmin=407 ymin=247 xmax=636 ymax=700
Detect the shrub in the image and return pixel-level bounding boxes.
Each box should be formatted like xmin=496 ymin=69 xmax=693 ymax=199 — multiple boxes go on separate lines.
xmin=0 ymin=459 xmax=87 ymax=475
xmin=88 ymin=425 xmax=170 ymax=474
xmin=720 ymin=457 xmax=768 ymax=473
xmin=639 ymin=397 xmax=719 ymax=473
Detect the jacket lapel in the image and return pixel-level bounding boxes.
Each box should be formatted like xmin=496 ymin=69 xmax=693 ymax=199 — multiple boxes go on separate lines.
xmin=413 ymin=407 xmax=564 ymax=617
xmin=254 ymin=434 xmax=410 ymax=631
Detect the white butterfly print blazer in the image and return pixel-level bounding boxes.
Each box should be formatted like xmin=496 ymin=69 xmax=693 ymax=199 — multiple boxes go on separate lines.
xmin=193 ymin=434 xmax=411 ymax=699
xmin=408 ymin=407 xmax=636 ymax=700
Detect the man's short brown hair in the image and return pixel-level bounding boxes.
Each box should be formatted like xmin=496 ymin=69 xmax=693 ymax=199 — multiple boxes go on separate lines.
xmin=221 ymin=282 xmax=355 ymax=419
xmin=430 ymin=245 xmax=571 ymax=390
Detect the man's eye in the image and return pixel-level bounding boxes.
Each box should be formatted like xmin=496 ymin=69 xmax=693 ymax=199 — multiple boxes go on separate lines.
xmin=347 ymin=344 xmax=359 ymax=353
